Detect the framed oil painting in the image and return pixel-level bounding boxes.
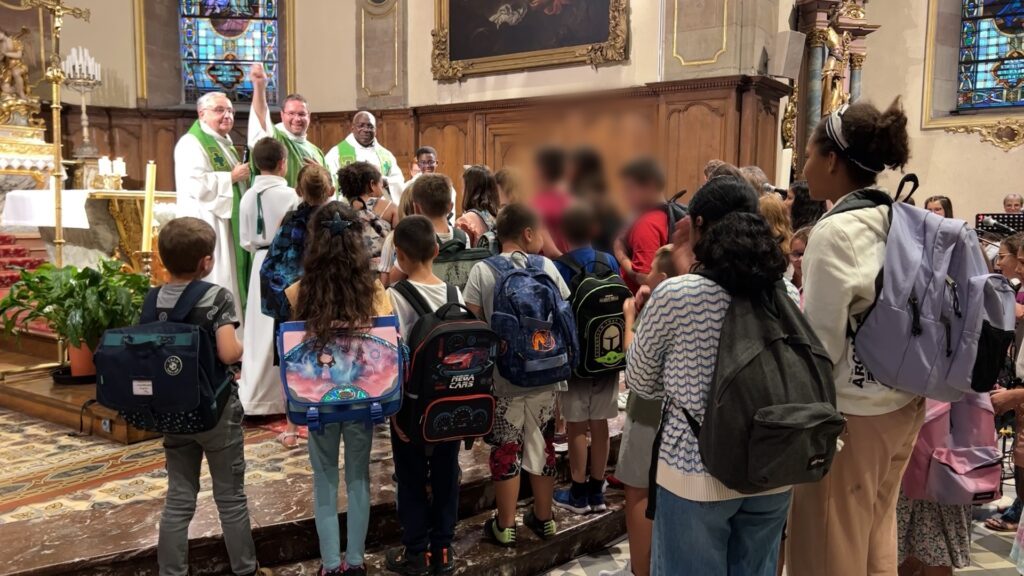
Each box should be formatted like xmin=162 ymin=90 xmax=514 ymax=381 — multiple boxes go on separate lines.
xmin=431 ymin=0 xmax=629 ymax=82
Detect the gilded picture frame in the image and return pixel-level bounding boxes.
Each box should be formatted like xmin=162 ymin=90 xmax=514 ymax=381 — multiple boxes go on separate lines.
xmin=431 ymin=0 xmax=629 ymax=82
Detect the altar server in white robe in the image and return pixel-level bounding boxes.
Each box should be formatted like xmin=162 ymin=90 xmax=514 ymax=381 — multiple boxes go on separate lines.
xmin=247 ymin=62 xmax=326 ymax=187
xmin=325 ymin=111 xmax=405 ymax=201
xmin=238 ymin=137 xmax=298 ymax=415
xmin=173 ymin=92 xmax=250 ymax=323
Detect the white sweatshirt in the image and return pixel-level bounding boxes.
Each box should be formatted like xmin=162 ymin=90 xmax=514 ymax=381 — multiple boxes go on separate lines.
xmin=802 ymin=191 xmax=917 ymax=416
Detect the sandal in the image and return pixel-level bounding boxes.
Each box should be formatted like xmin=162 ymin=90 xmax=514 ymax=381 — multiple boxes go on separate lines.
xmin=984 ymin=517 xmax=1019 ymax=532
xmin=276 ymin=431 xmax=300 ymax=450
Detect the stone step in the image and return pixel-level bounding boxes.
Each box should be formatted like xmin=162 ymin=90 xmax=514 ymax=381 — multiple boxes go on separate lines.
xmin=267 ymin=492 xmax=626 ymax=576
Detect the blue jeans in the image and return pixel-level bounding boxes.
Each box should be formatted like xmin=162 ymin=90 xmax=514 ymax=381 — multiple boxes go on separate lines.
xmin=652 ymin=487 xmax=790 ymax=576
xmin=308 ymin=421 xmax=374 ymax=570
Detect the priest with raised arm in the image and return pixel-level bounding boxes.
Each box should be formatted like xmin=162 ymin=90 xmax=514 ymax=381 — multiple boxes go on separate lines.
xmin=248 ymin=63 xmax=326 ymax=186
xmin=173 ymin=92 xmax=250 ymax=320
xmin=326 ymin=111 xmax=405 ymax=200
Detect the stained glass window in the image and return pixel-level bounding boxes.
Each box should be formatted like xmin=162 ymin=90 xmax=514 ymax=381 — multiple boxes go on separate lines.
xmin=179 ymin=0 xmax=279 ymax=105
xmin=959 ymin=0 xmax=1024 ymax=110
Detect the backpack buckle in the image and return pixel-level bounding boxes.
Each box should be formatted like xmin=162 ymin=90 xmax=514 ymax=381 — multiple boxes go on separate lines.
xmin=370 ymin=401 xmax=383 ymax=424
xmin=306 ymin=406 xmax=321 ymax=433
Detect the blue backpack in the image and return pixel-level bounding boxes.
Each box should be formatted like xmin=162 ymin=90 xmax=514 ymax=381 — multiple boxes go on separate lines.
xmin=95 ymin=281 xmax=232 ymax=434
xmin=485 ymin=253 xmax=578 ymax=387
xmin=260 ymin=206 xmax=312 ymax=321
xmin=277 ymin=316 xmax=406 ymax=432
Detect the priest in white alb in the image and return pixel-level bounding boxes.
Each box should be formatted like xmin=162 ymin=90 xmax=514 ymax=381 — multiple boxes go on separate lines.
xmin=173 ymin=92 xmax=251 ymax=322
xmin=247 ymin=62 xmax=326 ymax=187
xmin=326 ymin=111 xmax=405 ymax=200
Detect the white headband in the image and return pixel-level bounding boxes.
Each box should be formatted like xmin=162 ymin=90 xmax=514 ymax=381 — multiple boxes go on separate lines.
xmin=824 ymin=105 xmax=885 ymax=174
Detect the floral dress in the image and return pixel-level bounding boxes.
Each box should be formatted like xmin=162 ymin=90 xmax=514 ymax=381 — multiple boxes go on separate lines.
xmin=897 ymin=494 xmax=972 ymax=568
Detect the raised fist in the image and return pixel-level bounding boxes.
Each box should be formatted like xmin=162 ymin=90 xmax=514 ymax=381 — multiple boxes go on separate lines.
xmin=249 ymin=63 xmax=268 ymax=86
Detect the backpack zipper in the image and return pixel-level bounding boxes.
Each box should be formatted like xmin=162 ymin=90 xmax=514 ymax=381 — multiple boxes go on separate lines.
xmin=946 ymin=277 xmax=962 ymax=318
xmin=909 ymin=295 xmax=923 ymax=336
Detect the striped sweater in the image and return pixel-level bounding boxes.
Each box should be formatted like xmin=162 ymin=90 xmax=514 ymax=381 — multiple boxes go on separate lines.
xmin=626 ymin=274 xmax=796 ymax=502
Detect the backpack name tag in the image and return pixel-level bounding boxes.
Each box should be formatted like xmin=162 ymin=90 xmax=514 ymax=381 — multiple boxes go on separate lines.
xmin=132 ymin=380 xmax=154 ymax=396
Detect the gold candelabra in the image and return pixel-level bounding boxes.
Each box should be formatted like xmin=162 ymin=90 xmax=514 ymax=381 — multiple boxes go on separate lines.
xmin=63 ymin=46 xmax=102 ymax=158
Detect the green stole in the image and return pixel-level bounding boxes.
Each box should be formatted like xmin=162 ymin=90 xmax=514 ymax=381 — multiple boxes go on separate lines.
xmin=335 ymin=139 xmax=394 ymax=176
xmin=187 ymin=120 xmax=249 ymax=309
xmin=273 ymin=125 xmax=326 ymax=187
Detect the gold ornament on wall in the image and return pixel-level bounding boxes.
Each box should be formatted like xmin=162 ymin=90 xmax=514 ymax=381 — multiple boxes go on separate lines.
xmin=837 ymin=0 xmax=866 ymax=20
xmin=782 ymin=82 xmax=799 ymax=150
xmin=431 ymin=0 xmax=630 ymax=82
xmin=946 ymin=120 xmax=1024 ymax=152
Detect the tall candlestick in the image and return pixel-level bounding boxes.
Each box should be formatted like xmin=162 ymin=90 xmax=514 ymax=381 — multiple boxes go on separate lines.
xmin=141 ymin=161 xmax=157 ymax=253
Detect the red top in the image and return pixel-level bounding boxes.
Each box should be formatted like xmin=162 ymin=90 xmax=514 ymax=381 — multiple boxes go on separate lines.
xmin=532 ymin=186 xmax=572 ymax=256
xmin=624 ymin=209 xmax=670 ymax=293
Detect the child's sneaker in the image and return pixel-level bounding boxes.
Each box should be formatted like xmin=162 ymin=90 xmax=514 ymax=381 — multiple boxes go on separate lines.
xmin=484 ymin=516 xmax=518 ymax=547
xmin=553 ymin=488 xmax=591 ymax=515
xmin=524 ymin=509 xmax=557 ymax=540
xmin=340 ymin=563 xmax=366 ymax=576
xmin=588 ymin=478 xmax=608 ymax=512
xmin=384 ymin=547 xmax=432 ymax=576
xmin=431 ymin=546 xmax=457 ymax=574
xmin=318 ymin=566 xmax=343 ymax=576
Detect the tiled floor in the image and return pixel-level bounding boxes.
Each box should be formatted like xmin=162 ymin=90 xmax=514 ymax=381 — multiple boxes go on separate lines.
xmin=544 ymin=524 xmax=1022 ymax=576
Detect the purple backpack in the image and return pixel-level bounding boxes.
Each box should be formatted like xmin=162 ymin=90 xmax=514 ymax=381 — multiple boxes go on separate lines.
xmin=826 ymin=175 xmax=1016 ymax=401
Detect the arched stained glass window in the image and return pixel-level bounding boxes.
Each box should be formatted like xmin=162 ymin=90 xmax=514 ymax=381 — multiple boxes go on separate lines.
xmin=179 ymin=0 xmax=279 ymax=105
xmin=959 ymin=0 xmax=1024 ymax=110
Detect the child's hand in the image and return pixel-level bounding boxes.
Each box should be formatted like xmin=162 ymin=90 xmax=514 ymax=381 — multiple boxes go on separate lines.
xmin=635 ymin=285 xmax=653 ymax=312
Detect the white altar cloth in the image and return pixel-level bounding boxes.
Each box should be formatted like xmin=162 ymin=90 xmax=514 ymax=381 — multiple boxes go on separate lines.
xmin=3 ymin=189 xmax=93 ymax=229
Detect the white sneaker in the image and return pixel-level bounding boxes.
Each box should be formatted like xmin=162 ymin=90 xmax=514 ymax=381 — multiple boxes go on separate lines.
xmin=599 ymin=560 xmax=633 ymax=576
xmin=617 ymin=391 xmax=629 ymax=411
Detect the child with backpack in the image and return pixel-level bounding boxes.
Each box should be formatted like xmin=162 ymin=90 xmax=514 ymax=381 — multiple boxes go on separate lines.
xmin=456 ymin=165 xmax=499 ymax=248
xmin=464 ymin=203 xmax=576 ymax=547
xmin=412 ymin=174 xmax=464 ymax=246
xmin=239 ymin=137 xmax=298 ymax=418
xmin=787 ymin=99 xmax=924 ymax=576
xmin=550 ymin=203 xmax=624 ymax=515
xmin=613 ymin=158 xmax=675 ymax=294
xmin=599 ymin=245 xmax=676 ymax=576
xmin=286 ymin=201 xmax=393 ymax=576
xmin=384 ymin=215 xmax=476 ymax=575
xmin=627 ymin=177 xmax=810 ymax=576
xmin=152 ymin=217 xmax=270 ymax=576
xmin=337 ymin=161 xmax=397 ymax=269
xmin=259 ymin=164 xmax=334 ymax=448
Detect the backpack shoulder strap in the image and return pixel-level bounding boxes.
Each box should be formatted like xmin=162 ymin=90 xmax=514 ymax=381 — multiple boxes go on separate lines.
xmin=393 ymin=280 xmax=432 ymax=318
xmin=556 ymin=253 xmax=583 ymax=276
xmin=452 ymin=227 xmax=469 ymax=248
xmin=140 ymin=287 xmax=161 ymax=323
xmin=826 ymin=189 xmax=894 ymax=219
xmin=168 ymin=281 xmax=215 ymax=323
xmin=446 ymin=283 xmax=459 ymax=304
xmin=485 ymin=254 xmax=514 ymax=274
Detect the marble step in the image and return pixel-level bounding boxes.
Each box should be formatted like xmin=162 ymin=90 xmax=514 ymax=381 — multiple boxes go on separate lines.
xmin=1 ymin=418 xmax=624 ymax=576
xmin=268 ymin=491 xmax=627 ymax=576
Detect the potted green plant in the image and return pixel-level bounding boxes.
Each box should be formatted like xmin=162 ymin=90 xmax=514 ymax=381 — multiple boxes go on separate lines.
xmin=0 ymin=259 xmax=150 ymax=377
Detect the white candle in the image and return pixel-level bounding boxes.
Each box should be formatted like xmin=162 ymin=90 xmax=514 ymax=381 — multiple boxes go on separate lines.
xmin=113 ymin=157 xmax=127 ymax=177
xmin=96 ymin=63 xmax=101 ymax=82
xmin=141 ymin=162 xmax=157 ymax=253
xmin=98 ymin=156 xmax=112 ymax=176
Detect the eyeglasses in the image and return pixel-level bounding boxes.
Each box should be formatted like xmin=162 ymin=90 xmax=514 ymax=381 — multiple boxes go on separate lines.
xmin=417 ymin=159 xmax=438 ymax=167
xmin=203 ymin=106 xmax=235 ymax=116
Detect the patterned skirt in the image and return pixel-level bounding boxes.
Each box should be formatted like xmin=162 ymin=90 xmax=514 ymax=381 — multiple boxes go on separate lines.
xmin=897 ymin=494 xmax=972 ymax=568
xmin=1011 ymin=521 xmax=1024 ymax=573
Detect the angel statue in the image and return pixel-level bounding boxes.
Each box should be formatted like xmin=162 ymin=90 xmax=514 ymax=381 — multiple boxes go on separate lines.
xmin=0 ymin=27 xmax=32 ymax=102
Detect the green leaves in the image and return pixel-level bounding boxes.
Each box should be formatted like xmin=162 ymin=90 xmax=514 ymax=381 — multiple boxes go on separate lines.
xmin=0 ymin=260 xmax=150 ymax=350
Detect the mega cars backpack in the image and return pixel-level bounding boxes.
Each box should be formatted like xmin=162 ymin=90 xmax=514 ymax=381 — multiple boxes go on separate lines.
xmin=95 ymin=281 xmax=232 ymax=434
xmin=684 ymin=281 xmax=845 ymax=494
xmin=902 ymin=395 xmax=1001 ymax=505
xmin=277 ymin=316 xmax=405 ymax=432
xmin=485 ymin=253 xmax=578 ymax=387
xmin=391 ymin=280 xmax=498 ymax=445
xmin=824 ymin=175 xmax=1016 ymax=401
xmin=556 ymin=252 xmax=632 ymax=378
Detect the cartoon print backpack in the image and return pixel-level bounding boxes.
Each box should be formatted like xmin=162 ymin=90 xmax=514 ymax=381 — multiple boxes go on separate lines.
xmin=96 ymin=281 xmax=232 ymax=434
xmin=277 ymin=316 xmax=406 ymax=432
xmin=824 ymin=175 xmax=1016 ymax=401
xmin=556 ymin=252 xmax=632 ymax=378
xmin=391 ymin=281 xmax=498 ymax=445
xmin=485 ymin=253 xmax=578 ymax=387
xmin=902 ymin=395 xmax=1001 ymax=505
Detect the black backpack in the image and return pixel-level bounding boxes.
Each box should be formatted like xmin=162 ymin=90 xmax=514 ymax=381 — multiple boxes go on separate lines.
xmin=391 ymin=280 xmax=498 ymax=445
xmin=95 ymin=281 xmax=232 ymax=434
xmin=557 ymin=252 xmax=632 ymax=378
xmin=433 ymin=228 xmax=492 ymax=291
xmin=685 ymin=280 xmax=844 ymax=493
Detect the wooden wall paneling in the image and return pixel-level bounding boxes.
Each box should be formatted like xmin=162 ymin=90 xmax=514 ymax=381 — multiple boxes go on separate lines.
xmin=311 ymin=113 xmax=352 ymax=158
xmin=142 ymin=113 xmax=181 ymax=191
xmin=108 ymin=111 xmax=146 ymax=190
xmin=659 ymin=91 xmax=734 ymax=199
xmin=376 ymin=110 xmax=417 ymax=181
xmin=417 ymin=112 xmax=471 ymax=210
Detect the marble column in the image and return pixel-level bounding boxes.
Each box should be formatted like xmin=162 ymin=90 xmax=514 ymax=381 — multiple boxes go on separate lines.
xmin=850 ymin=53 xmax=865 ymax=103
xmin=805 ymin=29 xmax=828 ymax=138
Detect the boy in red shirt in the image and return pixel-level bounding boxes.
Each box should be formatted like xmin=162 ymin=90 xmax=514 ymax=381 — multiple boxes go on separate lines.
xmin=530 ymin=147 xmax=572 ymax=258
xmin=614 ymin=158 xmax=671 ymax=294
